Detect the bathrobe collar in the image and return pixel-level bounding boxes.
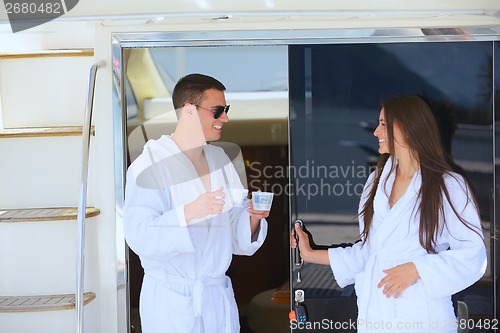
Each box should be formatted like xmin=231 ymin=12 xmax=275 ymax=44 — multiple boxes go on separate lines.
xmin=370 ymin=156 xmax=421 ymax=255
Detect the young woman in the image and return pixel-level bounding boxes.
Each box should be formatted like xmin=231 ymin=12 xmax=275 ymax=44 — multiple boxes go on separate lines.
xmin=292 ymin=95 xmax=487 ymax=332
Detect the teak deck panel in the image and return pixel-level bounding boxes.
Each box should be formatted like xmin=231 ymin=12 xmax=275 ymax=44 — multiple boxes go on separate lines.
xmin=0 ymin=207 xmax=100 ymax=222
xmin=0 ymin=126 xmax=95 ymax=138
xmin=0 ymin=49 xmax=94 ymax=59
xmin=0 ymin=292 xmax=96 ymax=312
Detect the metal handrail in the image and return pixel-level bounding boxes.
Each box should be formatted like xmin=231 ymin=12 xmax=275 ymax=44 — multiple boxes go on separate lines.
xmin=76 ymin=60 xmax=105 ymax=333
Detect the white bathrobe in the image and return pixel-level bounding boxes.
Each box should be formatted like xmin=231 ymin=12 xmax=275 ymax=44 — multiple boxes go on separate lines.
xmin=328 ymin=157 xmax=486 ymax=332
xmin=124 ymin=135 xmax=268 ymax=333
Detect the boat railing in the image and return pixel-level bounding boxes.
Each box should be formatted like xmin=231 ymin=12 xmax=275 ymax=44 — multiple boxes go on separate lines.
xmin=76 ymin=60 xmax=105 ymax=333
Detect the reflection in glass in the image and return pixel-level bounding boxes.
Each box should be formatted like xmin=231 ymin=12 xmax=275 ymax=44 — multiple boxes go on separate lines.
xmin=122 ymin=45 xmax=291 ymax=331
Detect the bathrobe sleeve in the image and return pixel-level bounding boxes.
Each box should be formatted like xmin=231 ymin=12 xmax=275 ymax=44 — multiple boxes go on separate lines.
xmin=328 ymin=241 xmax=370 ymax=288
xmin=412 ymin=173 xmax=487 ymax=299
xmin=216 ymin=155 xmax=268 ymax=256
xmin=123 ymin=167 xmax=195 ymax=261
xmin=230 ymin=208 xmax=268 ymax=255
xmin=327 ymin=171 xmax=376 ymax=287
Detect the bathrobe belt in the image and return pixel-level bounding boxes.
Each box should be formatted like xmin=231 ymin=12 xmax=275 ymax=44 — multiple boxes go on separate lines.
xmin=145 ymin=270 xmax=232 ymax=333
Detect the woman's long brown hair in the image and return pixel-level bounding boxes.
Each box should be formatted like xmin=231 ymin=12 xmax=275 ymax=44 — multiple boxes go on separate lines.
xmin=359 ymin=95 xmax=482 ymax=254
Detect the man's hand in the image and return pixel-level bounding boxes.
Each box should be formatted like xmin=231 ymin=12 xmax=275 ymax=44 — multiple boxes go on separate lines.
xmin=184 ymin=186 xmax=225 ymax=222
xmin=247 ymin=200 xmax=269 ymax=236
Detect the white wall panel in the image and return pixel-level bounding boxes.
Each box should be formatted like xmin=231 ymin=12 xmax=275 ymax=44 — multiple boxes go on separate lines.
xmin=0 ymin=56 xmax=94 ymax=128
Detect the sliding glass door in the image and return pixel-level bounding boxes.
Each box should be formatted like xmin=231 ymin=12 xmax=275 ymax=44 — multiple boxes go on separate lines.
xmin=289 ymin=41 xmax=497 ymax=332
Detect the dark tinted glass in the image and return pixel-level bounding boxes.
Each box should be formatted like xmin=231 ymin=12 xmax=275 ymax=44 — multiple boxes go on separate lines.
xmin=289 ymin=41 xmax=495 ymax=328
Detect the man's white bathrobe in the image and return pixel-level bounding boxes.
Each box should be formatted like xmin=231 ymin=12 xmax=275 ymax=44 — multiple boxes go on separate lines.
xmin=328 ymin=157 xmax=486 ymax=332
xmin=124 ymin=135 xmax=268 ymax=333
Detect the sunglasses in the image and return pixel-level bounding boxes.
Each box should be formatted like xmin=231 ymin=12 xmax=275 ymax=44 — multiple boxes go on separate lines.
xmin=195 ymin=104 xmax=230 ymax=119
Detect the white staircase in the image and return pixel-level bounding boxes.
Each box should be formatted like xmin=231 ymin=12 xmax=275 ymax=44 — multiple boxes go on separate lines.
xmin=0 ymin=50 xmax=100 ymax=333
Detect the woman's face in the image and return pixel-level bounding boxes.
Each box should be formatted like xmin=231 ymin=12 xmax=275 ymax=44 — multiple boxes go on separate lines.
xmin=373 ymin=108 xmax=407 ymax=155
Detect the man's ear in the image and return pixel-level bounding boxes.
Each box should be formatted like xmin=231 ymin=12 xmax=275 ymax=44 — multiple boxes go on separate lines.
xmin=183 ymin=103 xmax=195 ymax=115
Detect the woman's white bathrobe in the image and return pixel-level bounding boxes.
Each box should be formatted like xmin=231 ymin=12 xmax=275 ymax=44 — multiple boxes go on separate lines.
xmin=123 ymin=135 xmax=268 ymax=333
xmin=328 ymin=157 xmax=486 ymax=332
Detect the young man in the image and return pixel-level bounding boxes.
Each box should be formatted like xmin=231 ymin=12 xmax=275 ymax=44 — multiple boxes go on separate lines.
xmin=124 ymin=74 xmax=269 ymax=333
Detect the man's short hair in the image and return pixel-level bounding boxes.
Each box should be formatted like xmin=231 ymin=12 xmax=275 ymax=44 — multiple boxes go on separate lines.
xmin=172 ymin=73 xmax=226 ymax=111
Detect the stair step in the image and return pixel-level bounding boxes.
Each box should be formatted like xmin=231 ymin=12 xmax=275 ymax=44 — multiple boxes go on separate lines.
xmin=0 ymin=126 xmax=95 ymax=138
xmin=0 ymin=207 xmax=100 ymax=222
xmin=0 ymin=48 xmax=94 ymax=59
xmin=0 ymin=292 xmax=96 ymax=312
